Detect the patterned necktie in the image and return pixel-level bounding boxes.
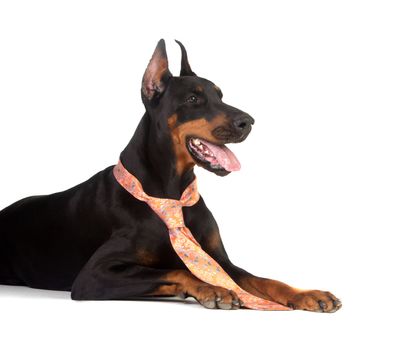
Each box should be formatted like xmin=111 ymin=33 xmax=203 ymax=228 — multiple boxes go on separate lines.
xmin=113 ymin=160 xmax=290 ymax=311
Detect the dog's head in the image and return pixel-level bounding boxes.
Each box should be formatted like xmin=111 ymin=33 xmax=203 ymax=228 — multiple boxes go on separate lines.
xmin=141 ymin=39 xmax=254 ymax=177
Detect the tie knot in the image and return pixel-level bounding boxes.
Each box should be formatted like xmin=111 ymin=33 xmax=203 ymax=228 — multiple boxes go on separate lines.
xmin=146 ymin=179 xmax=199 ymax=229
xmin=147 ymin=198 xmax=185 ymax=229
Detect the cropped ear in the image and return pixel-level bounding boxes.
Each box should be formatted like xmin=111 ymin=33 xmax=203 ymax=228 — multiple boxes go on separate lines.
xmin=175 ymin=40 xmax=196 ymax=77
xmin=142 ymin=39 xmax=172 ymax=100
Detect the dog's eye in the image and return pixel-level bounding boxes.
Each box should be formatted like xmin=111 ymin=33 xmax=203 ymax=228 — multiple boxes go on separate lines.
xmin=186 ymin=95 xmax=198 ymax=104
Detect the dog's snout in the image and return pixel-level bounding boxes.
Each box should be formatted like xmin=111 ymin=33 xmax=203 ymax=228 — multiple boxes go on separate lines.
xmin=233 ymin=114 xmax=254 ymax=131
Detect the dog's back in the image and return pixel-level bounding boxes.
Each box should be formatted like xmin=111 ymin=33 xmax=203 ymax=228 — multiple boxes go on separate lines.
xmin=0 ymin=167 xmax=114 ymax=290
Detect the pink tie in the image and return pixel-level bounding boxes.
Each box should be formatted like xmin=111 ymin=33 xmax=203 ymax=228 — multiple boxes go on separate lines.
xmin=113 ymin=160 xmax=290 ymax=311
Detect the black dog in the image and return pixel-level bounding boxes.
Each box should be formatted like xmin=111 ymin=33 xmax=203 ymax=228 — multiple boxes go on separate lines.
xmin=0 ymin=40 xmax=341 ymax=312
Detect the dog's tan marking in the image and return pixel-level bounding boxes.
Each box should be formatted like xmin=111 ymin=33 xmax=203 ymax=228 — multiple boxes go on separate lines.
xmin=167 ymin=113 xmax=178 ymax=129
xmin=135 ymin=248 xmax=158 ymax=266
xmin=150 ymin=270 xmax=197 ymax=296
xmin=149 ymin=270 xmax=240 ymax=310
xmin=238 ymin=276 xmax=294 ymax=302
xmin=206 ymin=230 xmax=222 ymax=252
xmin=168 ymin=114 xmax=228 ymax=175
xmin=237 ymin=276 xmax=342 ymax=312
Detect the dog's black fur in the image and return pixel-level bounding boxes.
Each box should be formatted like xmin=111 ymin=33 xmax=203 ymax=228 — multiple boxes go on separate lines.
xmin=0 ymin=40 xmax=341 ymax=311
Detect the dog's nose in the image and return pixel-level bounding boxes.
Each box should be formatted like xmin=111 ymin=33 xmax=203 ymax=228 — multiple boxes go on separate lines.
xmin=233 ymin=114 xmax=255 ymax=131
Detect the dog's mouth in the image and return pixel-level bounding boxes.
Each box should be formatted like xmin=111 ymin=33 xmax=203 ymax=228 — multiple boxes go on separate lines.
xmin=186 ymin=137 xmax=241 ymax=176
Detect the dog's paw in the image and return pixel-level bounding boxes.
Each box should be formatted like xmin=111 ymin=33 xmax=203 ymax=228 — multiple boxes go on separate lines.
xmin=287 ymin=290 xmax=342 ymax=313
xmin=194 ymin=285 xmax=241 ymax=310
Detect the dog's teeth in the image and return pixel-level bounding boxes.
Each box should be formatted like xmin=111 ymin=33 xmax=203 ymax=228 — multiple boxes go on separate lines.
xmin=191 ymin=139 xmax=215 ymax=159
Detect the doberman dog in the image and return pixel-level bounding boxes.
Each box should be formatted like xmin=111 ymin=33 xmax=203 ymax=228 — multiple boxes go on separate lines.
xmin=0 ymin=40 xmax=341 ymax=312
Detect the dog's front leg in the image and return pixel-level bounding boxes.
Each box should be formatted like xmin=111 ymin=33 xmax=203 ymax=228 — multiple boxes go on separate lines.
xmin=199 ymin=227 xmax=342 ymax=312
xmin=224 ymin=264 xmax=342 ymax=313
xmin=71 ymin=234 xmax=241 ymax=309
xmin=70 ymin=234 xmax=171 ymax=301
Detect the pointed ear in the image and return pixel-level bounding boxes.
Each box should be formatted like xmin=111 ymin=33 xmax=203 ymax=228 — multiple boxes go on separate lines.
xmin=142 ymin=39 xmax=172 ymax=100
xmin=175 ymin=40 xmax=196 ymax=77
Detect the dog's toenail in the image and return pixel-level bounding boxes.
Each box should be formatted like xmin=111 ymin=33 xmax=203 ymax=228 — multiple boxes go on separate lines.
xmin=178 ymin=292 xmax=187 ymax=299
xmin=233 ymin=300 xmax=239 ymax=305
xmin=318 ymin=301 xmax=326 ymax=309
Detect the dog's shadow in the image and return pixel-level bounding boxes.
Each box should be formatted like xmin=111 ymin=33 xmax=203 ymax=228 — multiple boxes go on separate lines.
xmin=0 ymin=285 xmax=70 ymax=300
xmin=0 ymin=284 xmax=198 ymax=305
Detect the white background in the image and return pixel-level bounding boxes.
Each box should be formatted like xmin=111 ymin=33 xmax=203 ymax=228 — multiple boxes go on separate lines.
xmin=1 ymin=1 xmax=392 ymax=349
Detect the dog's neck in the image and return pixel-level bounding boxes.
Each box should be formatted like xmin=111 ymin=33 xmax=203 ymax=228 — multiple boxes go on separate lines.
xmin=120 ymin=112 xmax=195 ymax=199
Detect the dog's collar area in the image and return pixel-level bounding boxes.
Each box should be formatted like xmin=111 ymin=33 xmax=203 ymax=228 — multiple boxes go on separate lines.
xmin=113 ymin=160 xmax=199 ymax=207
xmin=112 ymin=159 xmax=291 ymax=311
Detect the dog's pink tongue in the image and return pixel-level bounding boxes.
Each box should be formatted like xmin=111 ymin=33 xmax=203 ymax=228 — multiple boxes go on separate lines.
xmin=202 ymin=140 xmax=241 ymax=171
